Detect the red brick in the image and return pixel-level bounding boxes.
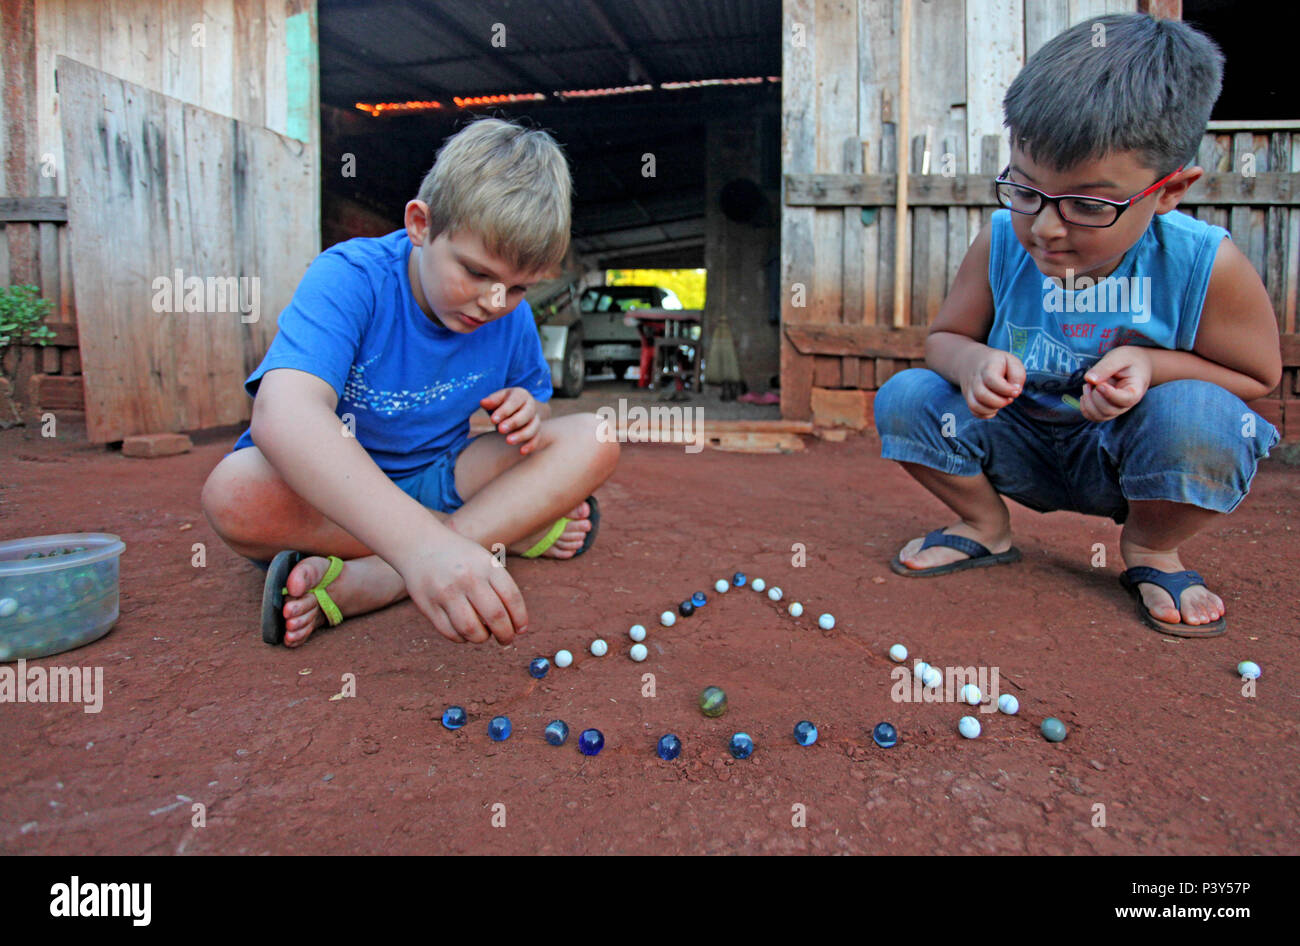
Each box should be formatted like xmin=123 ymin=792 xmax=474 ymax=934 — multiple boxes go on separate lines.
xmin=121 ymin=432 xmax=193 ymax=458
xmin=811 ymin=387 xmax=873 ymax=429
xmin=31 ymin=374 xmax=83 ymax=410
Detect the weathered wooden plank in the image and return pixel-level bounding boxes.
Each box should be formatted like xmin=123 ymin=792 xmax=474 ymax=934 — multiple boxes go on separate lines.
xmin=910 ymin=137 xmax=931 ymax=326
xmin=966 ymin=0 xmax=1022 ymax=177
xmin=813 ymin=354 xmax=842 ymax=387
xmin=785 ymin=323 xmax=930 ymax=358
xmin=706 ymin=431 xmax=807 ymax=454
xmin=942 ymin=135 xmax=969 ymax=295
xmin=1025 ymin=0 xmax=1069 ymax=58
xmin=264 ymin=0 xmax=289 ymax=136
xmin=811 ymin=0 xmax=858 ymax=324
xmin=59 ymin=56 xmax=316 ymax=441
xmin=57 ymin=223 xmax=74 ymax=322
xmin=37 ymin=222 xmax=60 ymax=321
xmin=0 ymin=197 xmax=69 ymax=222
xmin=1266 ymin=133 xmax=1290 ymax=323
xmin=201 ymin=0 xmax=235 ymax=119
xmin=875 ymin=357 xmax=908 ymax=386
xmin=786 ymin=171 xmax=1300 ymax=206
xmin=841 ymin=138 xmax=866 ymax=325
xmin=841 ymin=355 xmax=860 ymax=388
xmin=1287 ymin=137 xmax=1300 ymax=334
xmin=233 ymin=0 xmax=269 ymax=129
xmin=1280 ymin=334 xmax=1300 ymax=367
xmin=1230 ymin=133 xmax=1264 ymax=277
xmin=781 ymin=0 xmax=816 ymax=419
xmin=877 ymin=119 xmax=897 ymax=326
xmin=857 ymin=0 xmax=894 ymax=325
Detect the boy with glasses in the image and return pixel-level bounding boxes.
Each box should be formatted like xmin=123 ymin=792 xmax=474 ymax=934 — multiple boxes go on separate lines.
xmin=873 ymin=14 xmax=1281 ymax=636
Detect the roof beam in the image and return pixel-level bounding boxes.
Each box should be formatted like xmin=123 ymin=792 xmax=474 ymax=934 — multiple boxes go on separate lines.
xmin=396 ymin=0 xmax=567 ymax=90
xmin=318 ymin=23 xmax=451 ymax=100
xmin=576 ymin=0 xmax=656 ymax=84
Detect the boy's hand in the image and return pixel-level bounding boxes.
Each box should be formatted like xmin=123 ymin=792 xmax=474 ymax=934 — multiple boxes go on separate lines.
xmin=481 ymin=387 xmax=540 ymax=455
xmin=1080 ymin=347 xmax=1152 ymax=422
xmin=394 ymin=530 xmax=528 ymax=646
xmin=960 ymin=348 xmax=1026 ymax=419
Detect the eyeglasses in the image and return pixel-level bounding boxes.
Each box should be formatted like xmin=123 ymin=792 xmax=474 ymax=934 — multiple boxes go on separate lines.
xmin=993 ymin=165 xmax=1184 ymax=228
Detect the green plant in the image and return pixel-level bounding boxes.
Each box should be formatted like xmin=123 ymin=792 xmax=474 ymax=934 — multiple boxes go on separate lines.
xmin=0 ymin=285 xmax=56 ymax=352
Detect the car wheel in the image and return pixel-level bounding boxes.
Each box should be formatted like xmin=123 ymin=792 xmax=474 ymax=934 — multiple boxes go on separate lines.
xmin=559 ymin=327 xmax=585 ymax=397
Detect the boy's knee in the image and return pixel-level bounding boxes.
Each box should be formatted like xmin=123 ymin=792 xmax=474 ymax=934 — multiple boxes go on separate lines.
xmin=1117 ymin=381 xmax=1277 ymax=497
xmin=549 ymin=411 xmax=620 ymax=472
xmin=874 ymin=369 xmax=960 ymax=436
xmin=1133 ymin=380 xmax=1268 ymax=457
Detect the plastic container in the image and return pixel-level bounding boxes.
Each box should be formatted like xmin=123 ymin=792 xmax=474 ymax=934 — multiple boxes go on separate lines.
xmin=0 ymin=533 xmax=126 ymax=661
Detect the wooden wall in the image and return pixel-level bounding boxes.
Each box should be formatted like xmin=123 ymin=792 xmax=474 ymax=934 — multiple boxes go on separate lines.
xmin=0 ymin=0 xmax=320 ymax=430
xmin=779 ymin=0 xmax=1300 ymax=438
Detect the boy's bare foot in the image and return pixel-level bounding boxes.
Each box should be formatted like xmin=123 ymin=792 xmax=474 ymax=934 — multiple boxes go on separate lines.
xmin=281 ymin=554 xmax=408 ymax=647
xmin=1119 ymin=542 xmax=1225 ymax=626
xmin=509 ymin=500 xmax=593 ymax=559
xmin=895 ymin=522 xmax=1015 ymax=571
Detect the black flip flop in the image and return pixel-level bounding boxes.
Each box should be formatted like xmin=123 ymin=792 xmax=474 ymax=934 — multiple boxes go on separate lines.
xmin=573 ymin=494 xmax=601 ymax=557
xmin=261 ymin=550 xmax=303 ymax=645
xmin=1119 ymin=567 xmax=1226 ymax=638
xmin=889 ymin=529 xmax=1022 ymax=577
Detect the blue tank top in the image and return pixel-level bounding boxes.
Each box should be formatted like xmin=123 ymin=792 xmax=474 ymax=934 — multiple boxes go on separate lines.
xmin=986 ymin=208 xmax=1227 ymax=423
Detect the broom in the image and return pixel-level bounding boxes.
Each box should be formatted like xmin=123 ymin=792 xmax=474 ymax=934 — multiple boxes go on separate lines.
xmin=707 ymin=310 xmax=743 ymax=401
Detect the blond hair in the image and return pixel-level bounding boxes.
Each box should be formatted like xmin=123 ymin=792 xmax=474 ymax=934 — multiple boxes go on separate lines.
xmin=416 ymin=118 xmax=572 ymax=274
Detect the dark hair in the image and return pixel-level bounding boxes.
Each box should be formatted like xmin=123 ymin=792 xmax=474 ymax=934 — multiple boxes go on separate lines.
xmin=1003 ymin=13 xmax=1224 ymax=173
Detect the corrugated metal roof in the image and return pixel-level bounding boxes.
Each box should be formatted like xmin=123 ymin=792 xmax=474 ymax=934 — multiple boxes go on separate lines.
xmin=320 ymin=0 xmax=780 ymax=106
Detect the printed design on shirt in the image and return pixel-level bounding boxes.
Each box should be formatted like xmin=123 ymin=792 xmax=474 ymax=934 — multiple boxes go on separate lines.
xmin=342 ymin=354 xmax=486 ymax=416
xmin=1006 ymin=322 xmax=1097 ymax=394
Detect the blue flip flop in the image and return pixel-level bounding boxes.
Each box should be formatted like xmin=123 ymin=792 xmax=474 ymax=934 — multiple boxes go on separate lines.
xmin=889 ymin=529 xmax=1022 ymax=577
xmin=1119 ymin=567 xmax=1226 ymax=638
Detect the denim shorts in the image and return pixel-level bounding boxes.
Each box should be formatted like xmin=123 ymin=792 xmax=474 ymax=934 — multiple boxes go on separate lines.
xmin=244 ymin=442 xmax=468 ymax=571
xmin=873 ymin=369 xmax=1279 ymax=523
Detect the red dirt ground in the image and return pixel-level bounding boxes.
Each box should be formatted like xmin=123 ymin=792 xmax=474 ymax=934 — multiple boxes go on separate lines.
xmin=1 ymin=415 xmax=1298 ymax=855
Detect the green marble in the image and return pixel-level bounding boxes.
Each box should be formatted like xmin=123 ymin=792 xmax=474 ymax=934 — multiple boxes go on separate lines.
xmin=699 ymin=686 xmax=728 ymax=718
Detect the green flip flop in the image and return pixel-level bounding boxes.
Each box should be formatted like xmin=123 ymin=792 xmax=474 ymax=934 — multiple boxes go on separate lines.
xmin=521 ymin=495 xmax=601 ymax=559
xmin=261 ymin=550 xmax=345 ymax=645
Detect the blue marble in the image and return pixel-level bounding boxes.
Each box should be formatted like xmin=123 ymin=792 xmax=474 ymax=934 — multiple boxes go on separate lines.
xmin=794 ymin=720 xmax=819 ymax=746
xmin=488 ymin=716 xmax=512 ymax=741
xmin=657 ymin=733 xmax=682 ymax=760
xmin=691 ymin=591 xmax=707 ymax=607
xmin=441 ymin=706 xmax=467 ymax=730
xmin=544 ymin=720 xmax=569 ymax=746
xmin=872 ymin=722 xmax=898 ymax=748
xmin=578 ymin=728 xmax=605 ymax=756
xmin=529 ymin=657 xmax=550 ymax=679
xmin=732 ymin=572 xmax=747 ymax=587
xmin=729 ymin=732 xmax=754 ymax=759
xmin=679 ymin=600 xmax=695 ymax=616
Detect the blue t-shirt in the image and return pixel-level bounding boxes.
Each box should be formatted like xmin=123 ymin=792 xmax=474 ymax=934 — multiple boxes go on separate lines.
xmin=986 ymin=208 xmax=1227 ymax=423
xmin=230 ymin=229 xmax=552 ymax=477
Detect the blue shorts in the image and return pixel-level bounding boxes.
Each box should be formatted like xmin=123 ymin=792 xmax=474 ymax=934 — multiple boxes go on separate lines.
xmin=873 ymin=369 xmax=1279 ymax=523
xmin=243 ymin=442 xmax=468 ymax=571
